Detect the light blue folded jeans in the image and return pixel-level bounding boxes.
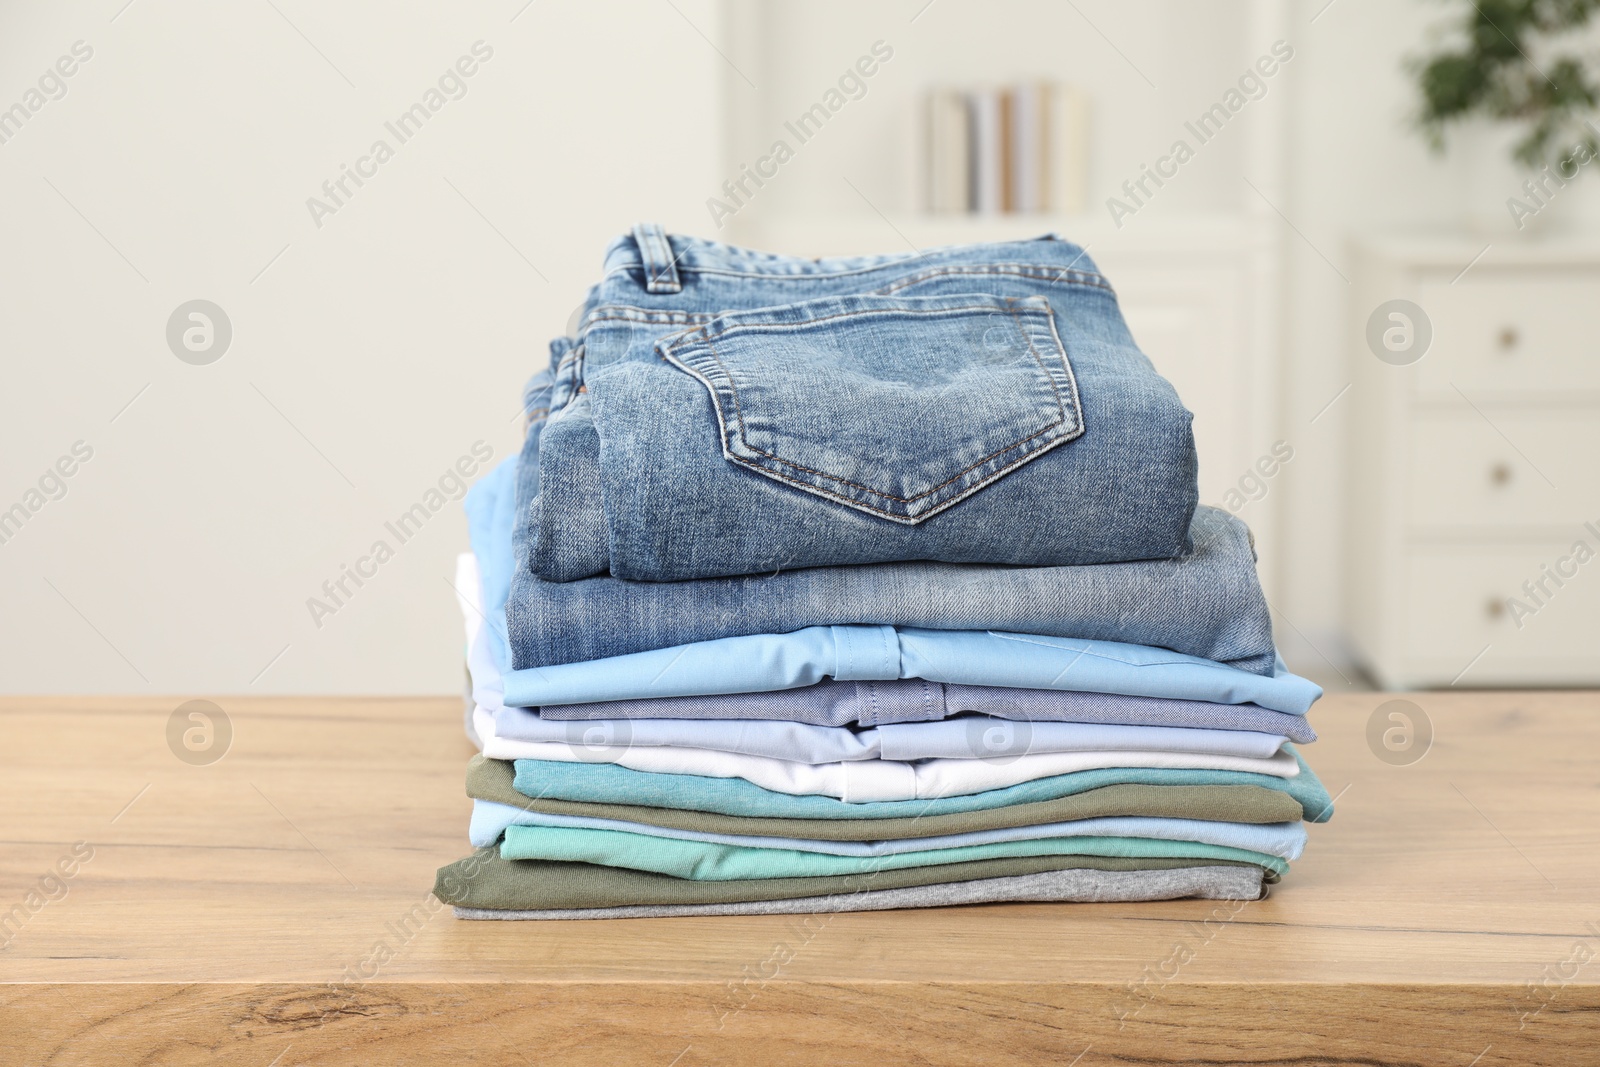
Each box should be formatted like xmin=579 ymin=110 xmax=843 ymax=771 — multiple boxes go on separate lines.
xmin=530 ymin=224 xmax=1198 ymax=582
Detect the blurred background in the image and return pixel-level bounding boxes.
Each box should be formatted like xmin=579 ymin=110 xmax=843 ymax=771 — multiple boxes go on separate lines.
xmin=3 ymin=0 xmax=1597 ymax=695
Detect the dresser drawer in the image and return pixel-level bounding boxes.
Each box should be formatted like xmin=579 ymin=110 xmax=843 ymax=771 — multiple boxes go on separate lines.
xmin=1401 ymin=541 xmax=1600 ymax=678
xmin=1414 ymin=274 xmax=1600 ymax=399
xmin=1405 ymin=410 xmax=1600 ymax=530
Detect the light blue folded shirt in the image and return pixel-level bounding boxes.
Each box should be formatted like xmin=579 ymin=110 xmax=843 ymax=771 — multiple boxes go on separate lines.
xmin=467 ymin=456 xmax=1322 ymax=715
xmin=469 ymin=799 xmax=1307 ymax=860
xmin=501 ymin=626 xmax=1320 ymax=713
xmin=466 ymin=452 xmax=520 ymax=673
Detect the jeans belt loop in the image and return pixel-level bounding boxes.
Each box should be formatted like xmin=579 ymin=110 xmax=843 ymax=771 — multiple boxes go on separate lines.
xmin=631 ymin=223 xmax=683 ymax=294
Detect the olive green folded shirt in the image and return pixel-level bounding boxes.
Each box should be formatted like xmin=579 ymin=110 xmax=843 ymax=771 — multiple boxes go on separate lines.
xmin=454 ymin=865 xmax=1267 ymax=920
xmin=434 ymin=849 xmax=1278 ymax=911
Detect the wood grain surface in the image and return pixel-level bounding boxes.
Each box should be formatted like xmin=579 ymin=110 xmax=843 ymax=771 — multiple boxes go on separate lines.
xmin=2 ymin=691 xmax=1598 ymax=1065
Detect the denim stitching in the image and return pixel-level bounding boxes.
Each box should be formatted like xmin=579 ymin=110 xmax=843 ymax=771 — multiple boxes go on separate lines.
xmin=633 ymin=225 xmax=682 ymax=293
xmin=669 ymin=301 xmax=1042 ymax=339
xmin=587 ymin=309 xmax=713 ymax=328
xmin=1042 ymin=309 xmax=1087 ymax=455
xmin=872 ymin=264 xmax=1113 ymax=295
xmin=1000 ymin=296 xmax=1069 ymax=420
xmin=576 ymin=271 xmax=1109 ymax=336
xmin=686 ymin=310 xmax=1074 ymax=509
xmin=584 ymin=290 xmax=1103 ymax=331
xmin=712 ymin=384 xmax=1064 ymax=508
xmin=600 ymin=260 xmax=1111 ymax=290
xmin=669 ymin=297 xmax=1070 ymax=342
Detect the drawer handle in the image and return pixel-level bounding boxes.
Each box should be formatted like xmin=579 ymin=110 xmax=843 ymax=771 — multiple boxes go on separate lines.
xmin=1489 ymin=462 xmax=1514 ymax=486
xmin=1497 ymin=326 xmax=1520 ymax=351
xmin=1486 ymin=598 xmax=1506 ymax=620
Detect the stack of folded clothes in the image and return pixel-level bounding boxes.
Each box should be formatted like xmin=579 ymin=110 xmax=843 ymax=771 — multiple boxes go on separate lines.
xmin=434 ymin=224 xmax=1334 ymax=920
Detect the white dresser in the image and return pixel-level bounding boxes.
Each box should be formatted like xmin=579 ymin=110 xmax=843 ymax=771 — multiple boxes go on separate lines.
xmin=1348 ymin=237 xmax=1600 ymax=688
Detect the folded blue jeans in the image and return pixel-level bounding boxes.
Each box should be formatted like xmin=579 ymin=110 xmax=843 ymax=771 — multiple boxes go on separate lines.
xmin=504 ymin=409 xmax=1275 ymax=674
xmin=530 ymin=224 xmax=1198 ymax=582
xmin=470 ymin=451 xmax=1307 ymax=701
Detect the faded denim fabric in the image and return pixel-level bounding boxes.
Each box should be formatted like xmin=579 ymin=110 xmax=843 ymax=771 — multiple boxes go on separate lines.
xmin=465 ymin=456 xmax=1301 ymax=703
xmin=512 ymin=505 xmax=1274 ymax=670
xmin=529 ymin=224 xmax=1198 ymax=582
xmin=499 ymin=403 xmax=1275 ymax=673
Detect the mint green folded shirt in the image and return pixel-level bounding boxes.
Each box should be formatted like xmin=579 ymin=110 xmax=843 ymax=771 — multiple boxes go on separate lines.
xmin=513 ymin=744 xmax=1335 ymax=823
xmin=498 ymin=824 xmax=1290 ymax=880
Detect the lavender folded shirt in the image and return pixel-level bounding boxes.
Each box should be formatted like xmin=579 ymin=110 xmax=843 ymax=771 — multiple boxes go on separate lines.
xmin=535 ymin=680 xmax=1316 ymax=743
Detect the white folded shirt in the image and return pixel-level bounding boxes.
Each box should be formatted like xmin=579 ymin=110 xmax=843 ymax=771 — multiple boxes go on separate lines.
xmin=473 ymin=706 xmax=1299 ymax=803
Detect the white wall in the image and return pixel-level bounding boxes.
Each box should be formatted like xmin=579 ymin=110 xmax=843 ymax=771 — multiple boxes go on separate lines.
xmin=0 ymin=0 xmax=722 ymax=693
xmin=1273 ymin=0 xmax=1478 ymax=673
xmin=1 ymin=0 xmax=1544 ymax=693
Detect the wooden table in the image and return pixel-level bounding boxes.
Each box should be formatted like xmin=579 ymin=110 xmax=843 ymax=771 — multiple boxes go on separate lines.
xmin=2 ymin=692 xmax=1598 ymax=1065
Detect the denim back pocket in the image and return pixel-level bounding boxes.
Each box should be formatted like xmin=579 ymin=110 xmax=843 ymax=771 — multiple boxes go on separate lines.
xmin=657 ymin=293 xmax=1084 ymax=523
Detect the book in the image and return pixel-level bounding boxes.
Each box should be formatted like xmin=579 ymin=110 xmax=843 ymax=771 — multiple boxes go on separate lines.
xmin=924 ymin=88 xmax=970 ymax=215
xmin=918 ymin=81 xmax=1090 ymax=216
xmin=1050 ymin=83 xmax=1091 ymax=215
xmin=998 ymin=88 xmax=1015 ymax=214
xmin=969 ymin=87 xmax=1002 ymax=215
xmin=1012 ymin=82 xmax=1044 ymax=214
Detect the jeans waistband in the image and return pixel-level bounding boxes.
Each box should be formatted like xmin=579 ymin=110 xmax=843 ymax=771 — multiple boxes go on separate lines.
xmin=598 ymin=224 xmax=1112 ymax=295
